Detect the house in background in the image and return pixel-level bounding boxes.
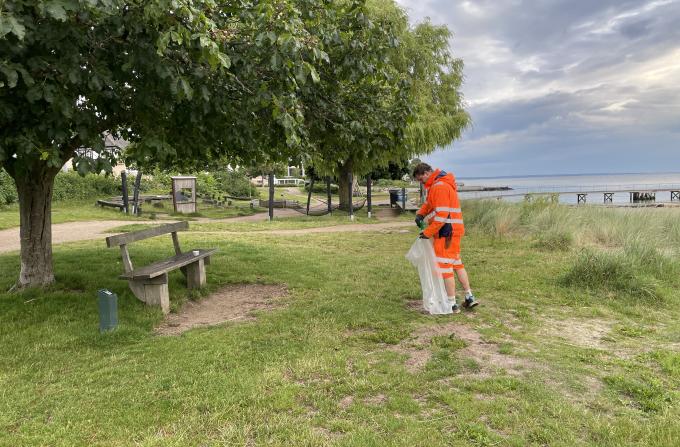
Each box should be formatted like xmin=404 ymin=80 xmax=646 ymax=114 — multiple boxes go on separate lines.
xmin=61 ymin=134 xmax=129 ymax=175
xmin=250 ymin=164 xmax=306 ymax=187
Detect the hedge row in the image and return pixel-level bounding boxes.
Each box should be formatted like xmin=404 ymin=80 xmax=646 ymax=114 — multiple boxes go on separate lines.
xmin=0 ymin=167 xmax=265 ymax=207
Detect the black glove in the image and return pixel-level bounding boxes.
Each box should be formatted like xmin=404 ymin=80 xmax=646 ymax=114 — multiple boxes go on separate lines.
xmin=415 ymin=214 xmax=424 ymax=227
xmin=418 ymin=232 xmax=429 ymax=239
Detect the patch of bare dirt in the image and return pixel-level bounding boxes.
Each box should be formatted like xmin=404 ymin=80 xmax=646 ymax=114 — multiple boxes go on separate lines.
xmin=339 ymin=395 xmax=354 ymax=409
xmin=155 ymin=284 xmax=288 ymax=335
xmin=364 ymin=394 xmax=387 ymax=405
xmin=389 ymin=322 xmax=533 ymax=375
xmin=541 ymin=318 xmax=613 ymax=349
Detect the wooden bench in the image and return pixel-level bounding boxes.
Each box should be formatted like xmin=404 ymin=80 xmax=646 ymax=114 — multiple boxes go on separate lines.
xmin=105 ymin=221 xmax=217 ymax=314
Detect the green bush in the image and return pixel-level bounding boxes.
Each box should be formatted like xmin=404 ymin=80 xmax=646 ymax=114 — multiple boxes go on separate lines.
xmin=52 ymin=171 xmax=120 ymax=201
xmin=373 ymin=179 xmax=411 ymax=188
xmin=304 ymin=181 xmax=338 ymax=194
xmin=1 ymin=169 xmax=122 ymax=205
xmin=215 ymin=170 xmax=257 ymax=198
xmin=0 ymin=169 xmax=18 ymax=206
xmin=143 ymin=169 xmax=258 ymax=200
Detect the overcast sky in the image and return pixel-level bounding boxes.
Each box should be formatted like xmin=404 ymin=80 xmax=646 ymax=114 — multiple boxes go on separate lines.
xmin=395 ymin=0 xmax=680 ymax=177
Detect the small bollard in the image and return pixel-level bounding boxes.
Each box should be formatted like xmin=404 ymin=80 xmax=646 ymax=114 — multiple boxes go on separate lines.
xmin=97 ymin=289 xmax=118 ymax=333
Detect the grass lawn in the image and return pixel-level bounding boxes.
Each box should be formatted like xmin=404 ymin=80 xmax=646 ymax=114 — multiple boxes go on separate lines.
xmin=1 ymin=202 xmax=680 ymax=445
xmin=0 ymin=201 xmax=145 ymax=231
xmin=0 ymin=200 xmax=261 ymax=231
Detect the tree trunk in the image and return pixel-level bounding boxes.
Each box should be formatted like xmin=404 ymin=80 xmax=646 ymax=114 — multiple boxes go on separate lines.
xmin=13 ymin=166 xmax=60 ymax=288
xmin=337 ymin=162 xmax=355 ymax=209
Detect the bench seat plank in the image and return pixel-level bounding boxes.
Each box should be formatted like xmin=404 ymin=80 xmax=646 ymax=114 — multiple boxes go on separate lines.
xmin=119 ymin=249 xmax=217 ymax=280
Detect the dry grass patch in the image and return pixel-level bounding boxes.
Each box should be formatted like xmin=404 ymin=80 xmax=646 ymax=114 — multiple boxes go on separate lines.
xmin=540 ymin=317 xmax=613 ymax=349
xmin=155 ymin=284 xmax=288 ymax=335
xmin=390 ymin=321 xmax=533 ymax=375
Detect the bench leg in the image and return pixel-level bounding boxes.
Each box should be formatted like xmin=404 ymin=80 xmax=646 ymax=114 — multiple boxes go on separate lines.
xmin=128 ymin=274 xmax=170 ymax=314
xmin=186 ymin=259 xmax=206 ymax=289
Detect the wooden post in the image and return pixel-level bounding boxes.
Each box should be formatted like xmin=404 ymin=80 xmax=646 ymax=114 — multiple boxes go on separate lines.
xmin=671 ymin=191 xmax=680 ymax=202
xmin=603 ymin=192 xmax=613 ymax=204
xmin=186 ymin=259 xmax=206 ymax=289
xmin=306 ymin=177 xmax=315 ymax=215
xmin=132 ymin=171 xmax=142 ymax=215
xmin=577 ymin=193 xmax=587 ymax=205
xmin=121 ymin=171 xmax=129 ymax=214
xmin=327 ymin=177 xmax=332 ymax=214
xmin=401 ymin=187 xmax=406 ymax=210
xmin=348 ymin=172 xmax=354 ymax=220
xmin=268 ymin=172 xmax=274 ymax=221
xmin=367 ymin=175 xmax=372 ymax=218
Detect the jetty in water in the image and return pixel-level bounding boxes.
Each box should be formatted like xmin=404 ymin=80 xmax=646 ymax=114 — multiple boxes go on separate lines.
xmin=482 ymin=184 xmax=680 ymax=205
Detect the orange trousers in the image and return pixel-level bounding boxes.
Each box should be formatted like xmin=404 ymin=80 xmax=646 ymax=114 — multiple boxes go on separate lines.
xmin=433 ymin=236 xmax=464 ymax=279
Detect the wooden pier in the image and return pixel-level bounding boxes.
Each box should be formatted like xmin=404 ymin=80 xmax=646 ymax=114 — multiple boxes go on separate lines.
xmin=476 ymin=185 xmax=680 ymax=205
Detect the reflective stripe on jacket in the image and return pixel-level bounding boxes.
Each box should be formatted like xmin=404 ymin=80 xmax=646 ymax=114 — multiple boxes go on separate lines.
xmin=417 ymin=169 xmax=465 ymax=239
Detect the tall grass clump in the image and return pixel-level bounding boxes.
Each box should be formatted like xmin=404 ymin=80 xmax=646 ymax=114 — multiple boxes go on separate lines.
xmin=561 ymin=248 xmax=660 ymax=300
xmin=463 ymin=200 xmax=520 ymax=238
xmin=623 ymin=240 xmax=677 ymax=282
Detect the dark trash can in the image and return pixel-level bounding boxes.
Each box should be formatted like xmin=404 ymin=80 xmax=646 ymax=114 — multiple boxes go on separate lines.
xmin=389 ymin=189 xmax=407 ymax=207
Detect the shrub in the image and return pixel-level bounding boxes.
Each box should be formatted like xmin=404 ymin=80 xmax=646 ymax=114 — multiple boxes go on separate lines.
xmin=304 ymin=181 xmax=339 ymax=194
xmin=0 ymin=169 xmax=18 ymax=206
xmin=373 ymin=179 xmax=411 ymax=188
xmin=215 ymin=170 xmax=258 ymax=198
xmin=52 ymin=171 xmax=120 ymax=201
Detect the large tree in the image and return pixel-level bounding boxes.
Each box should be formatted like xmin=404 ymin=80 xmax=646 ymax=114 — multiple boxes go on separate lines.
xmin=0 ymin=0 xmax=325 ymax=288
xmin=301 ymin=0 xmax=470 ymax=205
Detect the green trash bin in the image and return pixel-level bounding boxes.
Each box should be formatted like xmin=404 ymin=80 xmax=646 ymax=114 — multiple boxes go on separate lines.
xmin=98 ymin=289 xmax=118 ymax=332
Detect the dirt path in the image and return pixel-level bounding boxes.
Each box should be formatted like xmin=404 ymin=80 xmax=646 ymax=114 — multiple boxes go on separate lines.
xmin=198 ymin=221 xmax=412 ymax=236
xmin=0 ymin=220 xmax=141 ymax=254
xmin=194 ymin=208 xmax=300 ymax=223
xmin=0 ymin=217 xmax=412 ymax=253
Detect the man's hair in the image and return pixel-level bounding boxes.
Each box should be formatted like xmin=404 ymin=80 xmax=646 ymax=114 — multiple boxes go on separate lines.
xmin=412 ymin=162 xmax=433 ymax=178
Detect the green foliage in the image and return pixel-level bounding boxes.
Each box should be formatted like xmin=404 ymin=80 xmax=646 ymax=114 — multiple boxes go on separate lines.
xmin=0 ymin=168 xmax=17 ymax=206
xmin=52 ymin=171 xmax=120 ymax=201
xmin=199 ymin=171 xmax=257 ymax=199
xmin=304 ymin=182 xmax=338 ymax=194
xmin=1 ymin=169 xmax=119 ymax=204
xmin=372 ymin=178 xmax=411 ymax=188
xmin=303 ymin=1 xmax=469 ymax=188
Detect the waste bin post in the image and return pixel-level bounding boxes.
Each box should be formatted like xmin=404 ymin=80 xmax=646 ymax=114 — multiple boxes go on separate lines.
xmin=97 ymin=289 xmax=118 ymax=333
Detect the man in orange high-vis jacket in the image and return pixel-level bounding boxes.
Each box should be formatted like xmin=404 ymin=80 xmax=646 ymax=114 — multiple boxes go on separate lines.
xmin=413 ymin=163 xmax=478 ymax=313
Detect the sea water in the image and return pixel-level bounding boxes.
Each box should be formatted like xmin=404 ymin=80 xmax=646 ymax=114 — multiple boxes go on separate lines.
xmin=457 ymin=172 xmax=680 ymax=205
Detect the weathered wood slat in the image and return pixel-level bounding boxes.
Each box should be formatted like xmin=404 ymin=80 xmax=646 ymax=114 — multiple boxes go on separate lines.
xmin=120 ymin=244 xmax=134 ymax=273
xmin=119 ymin=249 xmax=217 ymax=280
xmin=171 ymin=232 xmax=182 ymax=255
xmin=97 ymin=200 xmax=126 ymax=209
xmin=106 ymin=221 xmax=189 ymax=248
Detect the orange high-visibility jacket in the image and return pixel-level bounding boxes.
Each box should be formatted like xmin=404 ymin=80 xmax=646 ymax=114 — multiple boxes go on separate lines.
xmin=417 ymin=169 xmax=465 ymax=239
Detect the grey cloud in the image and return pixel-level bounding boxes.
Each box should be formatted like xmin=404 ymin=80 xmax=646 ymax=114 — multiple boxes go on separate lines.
xmin=395 ymin=0 xmax=680 ymax=175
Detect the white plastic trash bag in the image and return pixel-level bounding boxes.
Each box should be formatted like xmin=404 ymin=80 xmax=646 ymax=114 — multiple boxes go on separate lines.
xmin=405 ymin=238 xmax=452 ymax=315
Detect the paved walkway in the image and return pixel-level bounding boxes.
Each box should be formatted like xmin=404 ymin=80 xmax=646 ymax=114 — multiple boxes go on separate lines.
xmin=0 ymin=212 xmax=411 ymax=253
